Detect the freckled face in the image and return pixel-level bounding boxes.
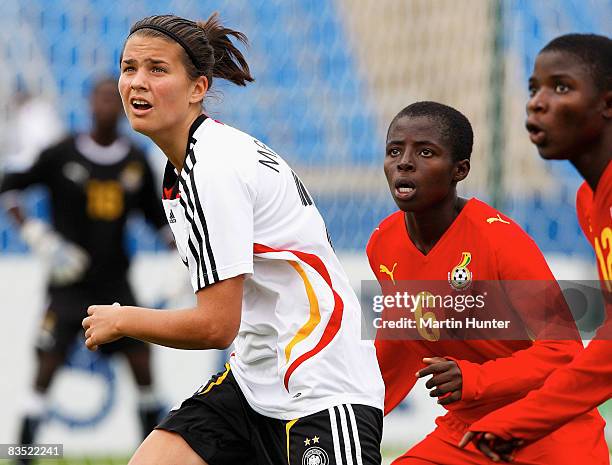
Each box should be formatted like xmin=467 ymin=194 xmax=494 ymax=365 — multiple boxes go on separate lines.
xmin=118 ymin=35 xmax=198 ymax=138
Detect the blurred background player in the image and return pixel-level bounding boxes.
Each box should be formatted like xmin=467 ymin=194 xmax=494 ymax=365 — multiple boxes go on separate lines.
xmin=460 ymin=33 xmax=612 ymax=462
xmin=368 ymin=101 xmax=609 ymax=464
xmin=0 ymin=76 xmax=172 ymax=459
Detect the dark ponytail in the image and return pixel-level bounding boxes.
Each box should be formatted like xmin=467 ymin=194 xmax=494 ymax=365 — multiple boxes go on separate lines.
xmin=126 ymin=13 xmax=254 ymax=89
xmin=197 ymin=13 xmax=253 ymax=87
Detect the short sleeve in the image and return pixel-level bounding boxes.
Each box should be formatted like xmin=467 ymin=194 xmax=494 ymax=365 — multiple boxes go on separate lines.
xmin=181 ymin=157 xmax=255 ymax=292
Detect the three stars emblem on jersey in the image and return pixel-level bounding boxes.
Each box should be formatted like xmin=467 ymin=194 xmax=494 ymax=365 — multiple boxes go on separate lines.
xmin=448 ymin=252 xmax=472 ymax=290
xmin=380 ymin=262 xmax=398 ymax=284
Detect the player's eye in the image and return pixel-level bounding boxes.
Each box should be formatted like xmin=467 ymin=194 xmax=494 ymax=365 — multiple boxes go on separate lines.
xmin=387 ymin=148 xmax=401 ymax=157
xmin=419 ymin=148 xmax=433 ymax=157
xmin=121 ymin=66 xmax=135 ymax=73
xmin=152 ymin=66 xmax=167 ymax=73
xmin=528 ymin=85 xmax=537 ymax=97
xmin=554 ymin=83 xmax=569 ymax=94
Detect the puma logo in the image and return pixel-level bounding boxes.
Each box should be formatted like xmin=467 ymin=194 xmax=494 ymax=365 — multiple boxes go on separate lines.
xmin=486 ymin=214 xmax=510 ymax=224
xmin=380 ymin=263 xmax=398 ymax=284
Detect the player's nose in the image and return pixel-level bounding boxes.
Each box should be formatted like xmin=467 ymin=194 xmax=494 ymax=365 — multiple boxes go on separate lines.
xmin=397 ymin=152 xmax=415 ymax=171
xmin=130 ymin=68 xmax=149 ymax=91
xmin=527 ymin=90 xmax=547 ymax=114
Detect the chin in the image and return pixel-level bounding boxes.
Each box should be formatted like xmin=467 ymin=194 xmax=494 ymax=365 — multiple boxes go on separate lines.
xmin=129 ymin=119 xmax=154 ymax=137
xmin=393 ymin=198 xmax=417 ymax=213
xmin=537 ymin=146 xmax=570 ymax=161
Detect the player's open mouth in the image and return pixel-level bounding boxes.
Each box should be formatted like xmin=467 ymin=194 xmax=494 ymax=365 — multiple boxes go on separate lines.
xmin=526 ymin=121 xmax=546 ymax=145
xmin=131 ymin=98 xmax=153 ymax=113
xmin=394 ymin=180 xmax=416 ymax=200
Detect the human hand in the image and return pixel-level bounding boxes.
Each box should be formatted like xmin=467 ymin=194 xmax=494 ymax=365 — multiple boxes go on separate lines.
xmin=458 ymin=431 xmax=524 ymax=462
xmin=21 ymin=219 xmax=89 ymax=285
xmin=416 ymin=357 xmax=462 ymax=405
xmin=82 ymin=302 xmax=122 ymax=351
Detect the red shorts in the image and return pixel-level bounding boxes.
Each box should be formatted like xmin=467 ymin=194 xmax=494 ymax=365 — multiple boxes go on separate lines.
xmin=392 ymin=413 xmax=609 ymax=465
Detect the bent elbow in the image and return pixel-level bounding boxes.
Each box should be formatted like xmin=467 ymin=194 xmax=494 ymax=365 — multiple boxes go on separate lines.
xmin=214 ymin=335 xmax=235 ymax=350
xmin=207 ymin=323 xmax=238 ymax=350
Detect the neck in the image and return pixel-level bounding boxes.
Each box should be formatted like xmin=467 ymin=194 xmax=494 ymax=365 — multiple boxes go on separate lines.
xmin=90 ymin=126 xmax=118 ymax=146
xmin=151 ymin=110 xmax=203 ymax=172
xmin=404 ymin=192 xmax=466 ymax=255
xmin=570 ymin=128 xmax=612 ymax=192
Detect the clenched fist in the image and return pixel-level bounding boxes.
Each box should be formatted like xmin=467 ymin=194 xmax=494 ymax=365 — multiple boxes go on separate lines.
xmin=82 ymin=303 xmax=123 ymax=351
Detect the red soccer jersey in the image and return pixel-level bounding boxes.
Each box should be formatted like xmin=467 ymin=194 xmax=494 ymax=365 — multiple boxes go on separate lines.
xmin=470 ymin=161 xmax=612 ymax=442
xmin=369 ymin=198 xmax=592 ymax=426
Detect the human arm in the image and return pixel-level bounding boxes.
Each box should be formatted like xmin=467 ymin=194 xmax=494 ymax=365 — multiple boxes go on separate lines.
xmin=464 ymin=327 xmax=612 ymax=444
xmin=367 ymin=228 xmax=424 ymax=414
xmin=1 ymin=148 xmax=90 ymax=284
xmin=431 ymin=226 xmax=582 ymax=405
xmin=83 ymin=274 xmax=244 ymax=350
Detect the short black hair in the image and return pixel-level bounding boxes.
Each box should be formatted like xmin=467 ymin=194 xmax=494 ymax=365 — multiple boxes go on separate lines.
xmin=389 ymin=101 xmax=473 ymax=162
xmin=540 ymin=33 xmax=612 ymax=91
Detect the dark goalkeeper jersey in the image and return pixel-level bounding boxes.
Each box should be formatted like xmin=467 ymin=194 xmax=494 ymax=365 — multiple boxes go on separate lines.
xmin=0 ymin=134 xmax=167 ymax=286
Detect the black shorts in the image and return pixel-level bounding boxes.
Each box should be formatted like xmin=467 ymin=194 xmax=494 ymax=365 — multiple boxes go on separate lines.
xmin=36 ymin=280 xmax=146 ymax=355
xmin=157 ymin=364 xmax=383 ymax=465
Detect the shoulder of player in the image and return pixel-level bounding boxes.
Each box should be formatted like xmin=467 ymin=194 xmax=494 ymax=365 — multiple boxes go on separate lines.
xmin=465 ymin=198 xmax=531 ymax=241
xmin=192 ymin=119 xmax=256 ymax=166
xmin=29 ymin=136 xmax=76 ymax=170
xmin=40 ymin=135 xmax=76 ymax=158
xmin=367 ymin=211 xmax=403 ymax=252
xmin=594 ymin=161 xmax=612 ymax=207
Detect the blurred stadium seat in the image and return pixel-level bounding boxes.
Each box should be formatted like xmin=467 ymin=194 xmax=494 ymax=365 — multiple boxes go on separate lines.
xmin=0 ymin=0 xmax=609 ymax=257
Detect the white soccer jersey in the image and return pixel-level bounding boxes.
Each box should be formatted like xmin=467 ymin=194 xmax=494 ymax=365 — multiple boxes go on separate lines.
xmin=161 ymin=115 xmax=383 ymax=419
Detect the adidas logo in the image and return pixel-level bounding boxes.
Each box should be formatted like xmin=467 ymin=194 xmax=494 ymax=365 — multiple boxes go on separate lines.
xmin=169 ymin=210 xmax=177 ymax=223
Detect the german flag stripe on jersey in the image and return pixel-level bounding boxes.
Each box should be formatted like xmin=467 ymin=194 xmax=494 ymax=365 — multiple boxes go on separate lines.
xmin=284 ymin=261 xmax=321 ymax=363
xmin=253 ymin=243 xmax=344 ymax=391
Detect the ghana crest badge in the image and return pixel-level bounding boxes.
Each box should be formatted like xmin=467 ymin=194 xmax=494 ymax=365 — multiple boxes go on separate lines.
xmin=448 ymin=252 xmax=472 ymax=290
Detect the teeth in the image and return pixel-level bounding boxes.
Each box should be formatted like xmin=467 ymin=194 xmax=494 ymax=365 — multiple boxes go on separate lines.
xmin=132 ymin=99 xmax=150 ymax=106
xmin=398 ymin=187 xmax=414 ymax=193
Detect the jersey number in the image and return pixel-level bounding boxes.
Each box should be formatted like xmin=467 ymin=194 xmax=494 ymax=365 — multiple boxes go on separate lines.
xmin=594 ymin=226 xmax=612 ymax=292
xmin=86 ymin=180 xmax=124 ymax=221
xmin=414 ymin=291 xmax=440 ymax=342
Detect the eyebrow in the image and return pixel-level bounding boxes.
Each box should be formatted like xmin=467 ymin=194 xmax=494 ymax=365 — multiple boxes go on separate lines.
xmin=549 ymin=73 xmax=574 ymax=80
xmin=529 ymin=73 xmax=574 ymax=82
xmin=386 ymin=139 xmax=441 ymax=148
xmin=121 ymin=58 xmax=170 ymax=65
xmin=412 ymin=139 xmax=440 ymax=146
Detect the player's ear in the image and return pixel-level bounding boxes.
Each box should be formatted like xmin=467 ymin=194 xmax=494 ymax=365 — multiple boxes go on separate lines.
xmin=453 ymin=159 xmax=470 ymax=182
xmin=602 ymin=89 xmax=612 ymax=119
xmin=190 ymin=76 xmax=208 ymax=104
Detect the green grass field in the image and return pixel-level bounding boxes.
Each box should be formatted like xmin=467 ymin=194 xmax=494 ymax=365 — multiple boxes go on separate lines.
xmin=5 ymin=400 xmax=612 ymax=465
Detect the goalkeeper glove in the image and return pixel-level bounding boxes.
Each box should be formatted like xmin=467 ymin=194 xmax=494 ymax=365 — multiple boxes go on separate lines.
xmin=21 ymin=219 xmax=90 ymax=285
